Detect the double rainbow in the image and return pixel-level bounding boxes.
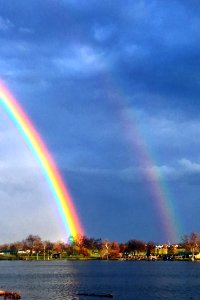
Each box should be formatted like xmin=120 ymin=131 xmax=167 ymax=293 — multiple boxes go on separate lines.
xmin=0 ymin=81 xmax=83 ymax=238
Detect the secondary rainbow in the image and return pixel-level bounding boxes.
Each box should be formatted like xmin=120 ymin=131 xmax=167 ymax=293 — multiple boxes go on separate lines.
xmin=104 ymin=77 xmax=180 ymax=242
xmin=0 ymin=81 xmax=83 ymax=238
xmin=120 ymin=105 xmax=180 ymax=242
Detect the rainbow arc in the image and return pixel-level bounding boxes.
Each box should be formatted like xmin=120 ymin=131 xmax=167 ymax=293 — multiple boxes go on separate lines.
xmin=0 ymin=81 xmax=83 ymax=238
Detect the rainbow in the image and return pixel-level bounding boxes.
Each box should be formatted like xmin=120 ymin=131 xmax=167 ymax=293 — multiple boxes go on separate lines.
xmin=121 ymin=108 xmax=179 ymax=242
xmin=105 ymin=77 xmax=180 ymax=243
xmin=0 ymin=81 xmax=83 ymax=238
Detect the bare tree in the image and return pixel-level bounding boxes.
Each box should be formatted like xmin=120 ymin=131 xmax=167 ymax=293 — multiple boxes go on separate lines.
xmin=182 ymin=232 xmax=200 ymax=260
xmin=24 ymin=234 xmax=42 ymax=257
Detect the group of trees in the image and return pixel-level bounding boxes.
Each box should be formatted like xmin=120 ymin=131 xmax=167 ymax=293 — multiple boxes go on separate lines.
xmin=0 ymin=232 xmax=200 ymax=260
xmin=0 ymin=234 xmax=103 ymax=259
xmin=181 ymin=232 xmax=200 ymax=259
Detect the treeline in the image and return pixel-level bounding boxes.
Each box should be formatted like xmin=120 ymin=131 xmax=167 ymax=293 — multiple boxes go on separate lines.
xmin=0 ymin=232 xmax=200 ymax=260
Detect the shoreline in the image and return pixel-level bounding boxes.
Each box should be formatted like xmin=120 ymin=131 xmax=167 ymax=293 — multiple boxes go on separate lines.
xmin=0 ymin=256 xmax=198 ymax=262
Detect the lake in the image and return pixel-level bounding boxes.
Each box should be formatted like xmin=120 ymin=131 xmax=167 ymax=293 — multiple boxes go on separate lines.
xmin=0 ymin=260 xmax=200 ymax=299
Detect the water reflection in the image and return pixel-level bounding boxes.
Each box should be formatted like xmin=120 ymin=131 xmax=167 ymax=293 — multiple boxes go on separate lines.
xmin=0 ymin=260 xmax=200 ymax=299
xmin=0 ymin=261 xmax=79 ymax=300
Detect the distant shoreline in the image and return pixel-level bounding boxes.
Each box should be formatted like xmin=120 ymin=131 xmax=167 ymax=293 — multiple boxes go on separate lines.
xmin=0 ymin=232 xmax=199 ymax=262
xmin=0 ymin=255 xmax=197 ymax=262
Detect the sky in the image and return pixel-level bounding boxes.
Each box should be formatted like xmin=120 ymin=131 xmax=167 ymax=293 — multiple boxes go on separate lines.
xmin=0 ymin=0 xmax=200 ymax=244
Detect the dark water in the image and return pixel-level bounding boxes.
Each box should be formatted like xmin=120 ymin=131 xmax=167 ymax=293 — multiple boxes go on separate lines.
xmin=0 ymin=260 xmax=200 ymax=299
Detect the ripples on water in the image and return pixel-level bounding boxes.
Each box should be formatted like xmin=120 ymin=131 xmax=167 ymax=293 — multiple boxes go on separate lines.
xmin=0 ymin=260 xmax=200 ymax=299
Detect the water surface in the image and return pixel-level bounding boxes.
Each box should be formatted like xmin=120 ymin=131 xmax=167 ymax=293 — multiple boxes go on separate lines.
xmin=0 ymin=260 xmax=200 ymax=299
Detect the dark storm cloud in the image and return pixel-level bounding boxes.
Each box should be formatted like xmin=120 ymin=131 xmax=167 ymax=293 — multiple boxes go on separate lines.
xmin=1 ymin=0 xmax=200 ymax=242
xmin=1 ymin=0 xmax=200 ymax=109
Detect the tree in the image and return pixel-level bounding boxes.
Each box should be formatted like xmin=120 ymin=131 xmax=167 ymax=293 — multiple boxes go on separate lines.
xmin=100 ymin=240 xmax=111 ymax=260
xmin=0 ymin=244 xmax=9 ymax=252
xmin=79 ymin=247 xmax=90 ymax=257
xmin=168 ymin=244 xmax=178 ymax=256
xmin=110 ymin=241 xmax=120 ymax=259
xmin=80 ymin=236 xmax=102 ymax=252
xmin=182 ymin=232 xmax=200 ymax=260
xmin=146 ymin=241 xmax=156 ymax=259
xmin=53 ymin=241 xmax=66 ymax=258
xmin=10 ymin=242 xmax=23 ymax=257
xmin=23 ymin=234 xmax=42 ymax=257
xmin=126 ymin=239 xmax=146 ymax=257
xmin=44 ymin=241 xmax=54 ymax=260
xmin=119 ymin=243 xmax=126 ymax=257
xmin=34 ymin=239 xmax=43 ymax=260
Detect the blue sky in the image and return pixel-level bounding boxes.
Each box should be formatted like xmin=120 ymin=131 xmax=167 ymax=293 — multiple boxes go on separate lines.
xmin=0 ymin=0 xmax=200 ymax=243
